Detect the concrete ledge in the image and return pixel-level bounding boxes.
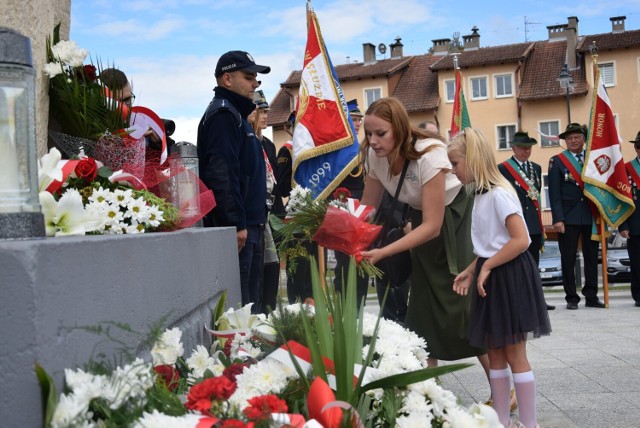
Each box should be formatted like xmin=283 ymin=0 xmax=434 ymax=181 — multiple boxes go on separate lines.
xmin=0 ymin=227 xmax=240 ymax=427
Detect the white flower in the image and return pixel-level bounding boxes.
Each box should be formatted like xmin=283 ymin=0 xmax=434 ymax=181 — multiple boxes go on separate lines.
xmin=43 ymin=61 xmax=64 ymax=78
xmin=146 ymin=205 xmax=164 ymax=228
xmin=125 ymin=196 xmax=149 ymax=222
xmin=133 ymin=410 xmax=203 ymax=428
xmin=64 ymin=368 xmax=108 ymax=406
xmin=50 ymin=393 xmax=92 ymax=428
xmin=113 ymin=188 xmax=133 ymax=207
xmin=396 ymin=412 xmax=434 ymax=428
xmin=230 ymin=358 xmax=296 ymax=408
xmin=125 ymin=221 xmax=146 ymax=234
xmin=39 ymin=190 xmax=103 ymax=236
xmin=151 ymin=328 xmax=184 ymax=365
xmin=104 ymin=358 xmax=154 ymax=409
xmin=88 ymin=186 xmax=111 ymax=205
xmin=103 ymin=202 xmax=125 ymax=227
xmin=51 ymin=40 xmax=88 ymax=67
xmin=186 ymin=345 xmax=221 ymax=380
xmin=285 ymin=185 xmax=312 ymax=213
xmin=38 ymin=148 xmax=63 ymax=192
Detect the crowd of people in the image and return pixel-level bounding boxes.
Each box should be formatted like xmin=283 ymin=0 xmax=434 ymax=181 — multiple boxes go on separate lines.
xmin=92 ymin=47 xmax=640 ymax=428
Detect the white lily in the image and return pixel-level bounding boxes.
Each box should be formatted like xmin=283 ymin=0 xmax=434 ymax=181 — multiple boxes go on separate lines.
xmin=39 ymin=190 xmax=104 ymax=237
xmin=217 ymin=304 xmax=276 ymax=339
xmin=38 ymin=147 xmax=64 ymax=192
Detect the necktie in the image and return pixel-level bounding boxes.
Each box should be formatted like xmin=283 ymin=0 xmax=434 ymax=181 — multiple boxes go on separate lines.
xmin=576 ymin=153 xmax=584 ymax=166
xmin=523 ymin=161 xmax=530 ymax=177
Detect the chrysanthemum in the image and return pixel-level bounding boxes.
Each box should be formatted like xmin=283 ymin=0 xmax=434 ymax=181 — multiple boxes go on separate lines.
xmin=151 ymin=328 xmax=184 ymax=366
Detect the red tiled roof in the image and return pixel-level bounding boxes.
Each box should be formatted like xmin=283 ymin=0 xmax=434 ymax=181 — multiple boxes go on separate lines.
xmin=518 ymin=41 xmax=589 ymax=101
xmin=279 ymin=56 xmax=414 ymax=89
xmin=429 ymin=42 xmax=534 ymax=71
xmin=577 ymin=29 xmax=640 ymax=52
xmin=268 ymin=57 xmax=415 ymax=126
xmin=266 ymin=86 xmax=293 ymax=128
xmin=392 ymin=55 xmax=441 ymax=112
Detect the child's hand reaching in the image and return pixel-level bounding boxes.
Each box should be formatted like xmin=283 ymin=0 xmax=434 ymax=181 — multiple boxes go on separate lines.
xmin=453 ymin=270 xmax=472 ymax=295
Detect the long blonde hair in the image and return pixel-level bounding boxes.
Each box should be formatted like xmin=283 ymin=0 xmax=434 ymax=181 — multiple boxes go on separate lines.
xmin=448 ymin=128 xmax=516 ymax=196
xmin=360 ymin=97 xmax=444 ymax=175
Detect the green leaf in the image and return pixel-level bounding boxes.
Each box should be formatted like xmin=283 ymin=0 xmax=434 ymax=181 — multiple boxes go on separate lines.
xmin=299 ymin=305 xmax=329 ymax=384
xmin=360 ymin=363 xmax=473 ymax=393
xmin=97 ymin=166 xmax=113 ymax=178
xmin=35 ymin=364 xmax=58 ymax=427
xmin=212 ymin=290 xmax=227 ymax=330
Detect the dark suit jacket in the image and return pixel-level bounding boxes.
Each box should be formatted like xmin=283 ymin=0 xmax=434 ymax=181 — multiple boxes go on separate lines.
xmin=498 ymin=158 xmax=542 ymax=235
xmin=619 ymin=160 xmax=640 ymax=235
xmin=548 ymin=154 xmax=593 ymax=226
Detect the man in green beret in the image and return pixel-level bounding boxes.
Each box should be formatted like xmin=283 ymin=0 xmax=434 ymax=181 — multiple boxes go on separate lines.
xmin=498 ymin=131 xmax=554 ymax=310
xmin=548 ymin=123 xmax=603 ymax=309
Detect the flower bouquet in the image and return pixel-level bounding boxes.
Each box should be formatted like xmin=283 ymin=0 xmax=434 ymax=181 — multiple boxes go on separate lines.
xmin=45 ymin=23 xmax=145 ymax=178
xmin=37 ymin=263 xmax=501 ymax=427
xmin=38 ymin=147 xmax=178 ymax=236
xmin=271 ymin=186 xmax=382 ymax=277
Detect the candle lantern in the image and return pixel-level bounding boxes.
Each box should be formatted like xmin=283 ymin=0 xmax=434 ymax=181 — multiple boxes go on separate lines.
xmin=0 ymin=28 xmax=45 ymax=239
xmin=170 ymin=142 xmax=203 ymax=227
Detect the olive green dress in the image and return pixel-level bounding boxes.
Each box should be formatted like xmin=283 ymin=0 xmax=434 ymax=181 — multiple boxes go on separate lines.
xmin=405 ymin=189 xmax=486 ymax=360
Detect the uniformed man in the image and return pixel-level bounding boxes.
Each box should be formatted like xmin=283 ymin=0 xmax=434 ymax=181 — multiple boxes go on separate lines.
xmin=548 ymin=123 xmax=603 ymax=309
xmin=197 ymin=50 xmax=271 ymax=313
xmin=619 ymin=131 xmax=640 ymax=307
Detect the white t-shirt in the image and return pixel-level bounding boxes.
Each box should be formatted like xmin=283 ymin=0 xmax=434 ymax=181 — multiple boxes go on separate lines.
xmin=366 ymin=138 xmax=463 ymax=210
xmin=471 ymin=186 xmax=531 ymax=258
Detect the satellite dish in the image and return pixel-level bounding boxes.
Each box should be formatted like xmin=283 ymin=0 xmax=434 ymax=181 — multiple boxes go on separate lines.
xmin=378 ymin=43 xmax=387 ymax=55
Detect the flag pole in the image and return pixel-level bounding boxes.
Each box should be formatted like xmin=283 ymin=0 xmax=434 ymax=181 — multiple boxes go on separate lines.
xmin=589 ymin=42 xmax=609 ymax=308
xmin=599 ymin=218 xmax=609 ymax=307
xmin=318 ymin=243 xmax=326 ymax=289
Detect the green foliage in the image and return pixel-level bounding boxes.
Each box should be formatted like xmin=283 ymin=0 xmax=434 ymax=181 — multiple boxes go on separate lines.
xmin=46 ymin=23 xmax=130 ymax=141
xmin=35 ymin=364 xmax=58 ymax=428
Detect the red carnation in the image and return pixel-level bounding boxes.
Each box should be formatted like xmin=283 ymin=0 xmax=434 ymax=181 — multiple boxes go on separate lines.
xmin=222 ymin=363 xmax=247 ymax=383
xmin=243 ymin=394 xmax=288 ymax=421
xmin=186 ymin=376 xmax=237 ymax=413
xmin=332 ymin=187 xmax=351 ymax=202
xmin=153 ymin=364 xmax=180 ymax=391
xmin=74 ymin=158 xmax=98 ymax=182
xmin=220 ymin=420 xmax=245 ymax=428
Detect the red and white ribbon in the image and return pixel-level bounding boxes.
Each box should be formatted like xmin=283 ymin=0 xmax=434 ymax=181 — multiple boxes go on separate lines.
xmin=346 ymin=198 xmax=374 ymax=221
xmin=129 ymin=106 xmax=167 ymax=164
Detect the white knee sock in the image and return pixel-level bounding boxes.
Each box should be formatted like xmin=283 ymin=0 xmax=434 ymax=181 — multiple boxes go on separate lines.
xmin=513 ymin=371 xmax=536 ymax=428
xmin=489 ymin=368 xmax=512 ymax=427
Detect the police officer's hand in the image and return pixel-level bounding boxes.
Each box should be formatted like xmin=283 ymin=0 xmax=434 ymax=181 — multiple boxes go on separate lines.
xmin=237 ymin=229 xmax=248 ymax=252
xmin=553 ymin=221 xmax=565 ymax=234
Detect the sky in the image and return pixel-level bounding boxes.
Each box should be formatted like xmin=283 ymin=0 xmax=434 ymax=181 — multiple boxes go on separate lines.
xmin=69 ymin=0 xmax=640 ymax=144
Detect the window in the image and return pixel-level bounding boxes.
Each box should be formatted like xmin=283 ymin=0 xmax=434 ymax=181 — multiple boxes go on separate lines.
xmin=496 ymin=124 xmax=516 ymax=150
xmin=598 ymin=62 xmax=615 ymax=87
xmin=444 ymin=79 xmax=455 ymax=103
xmin=539 ymin=120 xmax=560 ymax=147
xmin=364 ymin=88 xmax=382 ymax=108
xmin=470 ymin=76 xmax=488 ymax=100
xmin=494 ymin=74 xmax=513 ymax=98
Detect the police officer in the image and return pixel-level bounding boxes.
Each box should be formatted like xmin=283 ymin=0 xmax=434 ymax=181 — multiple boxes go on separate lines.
xmin=498 ymin=131 xmax=555 ymax=310
xmin=197 ymin=50 xmax=271 ymax=313
xmin=548 ymin=123 xmax=603 ymax=309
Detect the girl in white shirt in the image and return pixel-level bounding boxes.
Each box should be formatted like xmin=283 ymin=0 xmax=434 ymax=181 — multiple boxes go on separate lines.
xmin=449 ymin=128 xmax=551 ymax=428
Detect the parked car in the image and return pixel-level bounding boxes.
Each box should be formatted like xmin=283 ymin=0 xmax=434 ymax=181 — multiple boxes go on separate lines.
xmin=539 ymin=241 xmax=563 ymax=286
xmin=606 ymin=248 xmax=631 ymax=283
xmin=598 ymin=230 xmax=627 ymax=262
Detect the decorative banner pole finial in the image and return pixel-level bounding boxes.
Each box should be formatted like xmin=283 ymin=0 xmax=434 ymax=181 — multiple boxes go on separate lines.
xmin=588 ymin=40 xmax=599 ymax=65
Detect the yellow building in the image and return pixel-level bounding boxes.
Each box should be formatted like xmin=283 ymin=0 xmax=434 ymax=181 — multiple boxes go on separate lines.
xmin=268 ymin=15 xmax=640 ymax=212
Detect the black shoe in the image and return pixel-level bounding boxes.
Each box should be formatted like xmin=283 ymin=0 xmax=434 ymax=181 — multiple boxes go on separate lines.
xmin=546 ymin=304 xmax=556 ymax=310
xmin=585 ymin=299 xmax=606 ymax=308
xmin=635 ymin=301 xmax=640 ymax=307
xmin=566 ymin=302 xmax=578 ymax=310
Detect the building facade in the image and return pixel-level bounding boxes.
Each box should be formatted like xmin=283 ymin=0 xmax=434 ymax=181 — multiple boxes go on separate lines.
xmin=268 ymin=16 xmax=640 ymax=213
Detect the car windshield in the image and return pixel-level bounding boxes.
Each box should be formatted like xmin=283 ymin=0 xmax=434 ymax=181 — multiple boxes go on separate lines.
xmin=541 ymin=243 xmax=561 ymax=259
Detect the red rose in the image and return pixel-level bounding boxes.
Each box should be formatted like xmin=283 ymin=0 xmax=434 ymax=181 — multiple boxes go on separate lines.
xmin=243 ymin=394 xmax=288 ymax=421
xmin=186 ymin=376 xmax=237 ymax=413
xmin=82 ymin=64 xmax=97 ymax=82
xmin=74 ymin=158 xmax=98 ymax=181
xmin=153 ymin=364 xmax=180 ymax=391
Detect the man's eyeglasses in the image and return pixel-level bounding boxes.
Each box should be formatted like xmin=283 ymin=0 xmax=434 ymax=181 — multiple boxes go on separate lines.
xmin=121 ymin=94 xmax=136 ymax=106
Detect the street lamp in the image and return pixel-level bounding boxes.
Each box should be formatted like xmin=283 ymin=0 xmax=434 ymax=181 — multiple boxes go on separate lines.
xmin=557 ymin=63 xmax=575 ymax=124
